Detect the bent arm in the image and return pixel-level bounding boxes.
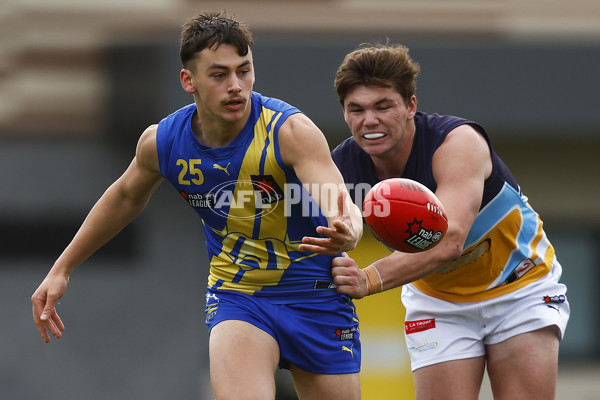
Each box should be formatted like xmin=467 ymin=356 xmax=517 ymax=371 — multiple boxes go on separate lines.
xmin=333 ymin=124 xmax=492 ymax=297
xmin=279 ymin=113 xmax=363 ymax=255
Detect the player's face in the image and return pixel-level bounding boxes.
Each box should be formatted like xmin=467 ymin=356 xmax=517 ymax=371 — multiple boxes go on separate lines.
xmin=342 ymin=85 xmax=416 ymax=159
xmin=182 ymin=44 xmax=255 ymax=126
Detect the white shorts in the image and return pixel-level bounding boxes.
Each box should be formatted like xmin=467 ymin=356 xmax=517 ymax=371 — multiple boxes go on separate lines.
xmin=401 ymin=273 xmax=570 ymax=371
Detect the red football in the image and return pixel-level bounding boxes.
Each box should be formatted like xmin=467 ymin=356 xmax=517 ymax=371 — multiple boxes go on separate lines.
xmin=363 ymin=178 xmax=448 ymax=253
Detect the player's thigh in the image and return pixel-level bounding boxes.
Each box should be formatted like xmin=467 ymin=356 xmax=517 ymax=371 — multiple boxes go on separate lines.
xmin=290 ymin=366 xmax=360 ymax=400
xmin=412 ymin=356 xmax=485 ymax=400
xmin=486 ymin=326 xmax=560 ymax=400
xmin=209 ymin=320 xmax=280 ymax=400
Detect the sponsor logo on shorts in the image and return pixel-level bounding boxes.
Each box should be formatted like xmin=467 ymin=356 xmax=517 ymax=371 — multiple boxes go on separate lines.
xmin=409 ymin=340 xmax=439 ymax=353
xmin=336 ymin=328 xmax=356 ymax=341
xmin=205 ymin=293 xmax=220 ymax=322
xmin=206 ymin=305 xmax=218 ymax=322
xmin=543 ymin=294 xmax=566 ymax=304
xmin=405 ymin=318 xmax=436 ymax=334
xmin=206 ymin=293 xmax=219 ymax=303
xmin=341 ymin=345 xmax=354 ymax=357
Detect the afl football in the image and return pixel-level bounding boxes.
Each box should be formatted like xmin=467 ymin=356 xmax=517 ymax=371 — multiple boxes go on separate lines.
xmin=363 ymin=178 xmax=448 ymax=253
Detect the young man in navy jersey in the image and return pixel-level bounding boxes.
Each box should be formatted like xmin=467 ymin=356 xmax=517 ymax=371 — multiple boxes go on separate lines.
xmin=325 ymin=43 xmax=569 ymax=400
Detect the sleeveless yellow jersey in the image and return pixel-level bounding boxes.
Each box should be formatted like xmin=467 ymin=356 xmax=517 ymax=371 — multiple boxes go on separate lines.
xmin=157 ymin=92 xmax=339 ymax=302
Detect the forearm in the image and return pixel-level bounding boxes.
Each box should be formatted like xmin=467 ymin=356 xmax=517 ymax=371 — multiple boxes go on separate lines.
xmin=370 ymin=252 xmax=436 ymax=291
xmin=371 ymin=233 xmax=464 ymax=291
xmin=348 ymin=203 xmax=364 ymax=247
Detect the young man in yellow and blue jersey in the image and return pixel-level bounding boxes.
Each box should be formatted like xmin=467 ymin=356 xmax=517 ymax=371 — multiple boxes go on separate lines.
xmin=32 ymin=11 xmax=363 ymax=400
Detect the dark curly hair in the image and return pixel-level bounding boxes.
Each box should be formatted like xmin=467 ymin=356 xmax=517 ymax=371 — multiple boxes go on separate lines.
xmin=179 ymin=11 xmax=254 ymax=70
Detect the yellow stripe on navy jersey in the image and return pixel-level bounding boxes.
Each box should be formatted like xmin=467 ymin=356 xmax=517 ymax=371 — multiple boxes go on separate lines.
xmin=413 ymin=183 xmax=557 ymax=302
xmin=156 ymin=92 xmax=336 ymax=302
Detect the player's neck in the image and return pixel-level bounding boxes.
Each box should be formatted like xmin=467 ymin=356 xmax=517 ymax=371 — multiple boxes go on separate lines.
xmin=191 ymin=108 xmax=249 ymax=148
xmin=372 ymin=157 xmax=406 ymax=181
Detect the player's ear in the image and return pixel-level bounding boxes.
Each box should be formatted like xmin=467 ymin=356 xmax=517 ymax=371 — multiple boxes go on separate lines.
xmin=407 ymin=95 xmax=417 ymax=118
xmin=180 ymin=69 xmax=196 ymax=94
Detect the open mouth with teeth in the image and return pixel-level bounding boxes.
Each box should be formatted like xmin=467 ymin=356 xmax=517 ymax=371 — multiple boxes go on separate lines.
xmin=363 ymin=133 xmax=386 ymax=139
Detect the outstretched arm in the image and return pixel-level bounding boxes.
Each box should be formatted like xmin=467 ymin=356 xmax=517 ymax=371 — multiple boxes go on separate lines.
xmin=278 ymin=113 xmax=363 ymax=256
xmin=332 ymin=124 xmax=492 ymax=298
xmin=31 ymin=125 xmax=164 ymax=343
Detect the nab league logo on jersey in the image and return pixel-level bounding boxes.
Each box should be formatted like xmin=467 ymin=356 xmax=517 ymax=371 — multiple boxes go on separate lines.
xmin=180 ymin=190 xmax=216 ymax=208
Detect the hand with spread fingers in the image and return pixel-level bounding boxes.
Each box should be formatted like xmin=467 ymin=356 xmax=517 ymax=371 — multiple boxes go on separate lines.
xmin=300 ymin=191 xmax=361 ymax=256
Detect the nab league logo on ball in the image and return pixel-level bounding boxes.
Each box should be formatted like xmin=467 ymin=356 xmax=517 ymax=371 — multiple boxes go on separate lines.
xmin=404 ymin=218 xmax=444 ymax=251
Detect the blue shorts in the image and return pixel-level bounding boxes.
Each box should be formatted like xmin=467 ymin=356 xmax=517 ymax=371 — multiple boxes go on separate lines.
xmin=205 ymin=289 xmax=361 ymax=374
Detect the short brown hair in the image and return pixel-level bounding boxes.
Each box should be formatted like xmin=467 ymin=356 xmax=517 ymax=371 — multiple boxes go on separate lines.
xmin=179 ymin=11 xmax=254 ymax=69
xmin=334 ymin=43 xmax=420 ymax=106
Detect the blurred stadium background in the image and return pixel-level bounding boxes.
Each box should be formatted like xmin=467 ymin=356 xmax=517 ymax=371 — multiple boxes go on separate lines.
xmin=1 ymin=0 xmax=599 ymax=399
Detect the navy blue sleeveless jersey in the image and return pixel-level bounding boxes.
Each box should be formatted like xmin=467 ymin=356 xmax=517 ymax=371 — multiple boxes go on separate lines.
xmin=332 ymin=112 xmax=519 ymax=211
xmin=332 ymin=112 xmax=561 ymax=302
xmin=156 ymin=92 xmax=340 ymax=302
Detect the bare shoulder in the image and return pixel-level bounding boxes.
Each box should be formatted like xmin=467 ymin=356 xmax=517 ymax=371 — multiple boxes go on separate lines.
xmin=443 ymin=124 xmax=489 ymax=151
xmin=137 ymin=124 xmax=158 ymax=153
xmin=279 ymin=113 xmax=329 ymax=166
xmin=279 ymin=113 xmax=323 ymax=139
xmin=434 ymin=123 xmax=492 ymax=183
xmin=135 ymin=124 xmax=161 ymax=174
